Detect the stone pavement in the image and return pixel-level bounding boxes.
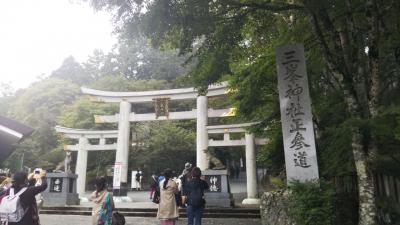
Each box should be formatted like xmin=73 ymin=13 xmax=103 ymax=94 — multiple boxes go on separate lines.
xmin=74 ymin=172 xmax=252 ymax=208
xmin=40 ymin=215 xmax=261 ymax=225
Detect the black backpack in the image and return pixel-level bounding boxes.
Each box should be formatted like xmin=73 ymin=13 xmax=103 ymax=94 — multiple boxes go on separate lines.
xmin=112 ymin=212 xmax=125 ymax=225
xmin=188 ymin=181 xmax=205 ymax=207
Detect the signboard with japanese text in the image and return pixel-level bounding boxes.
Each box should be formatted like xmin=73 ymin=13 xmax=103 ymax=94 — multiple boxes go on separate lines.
xmin=50 ymin=178 xmax=63 ymax=192
xmin=276 ymin=44 xmax=319 ymax=183
xmin=113 ymin=162 xmax=122 ymax=189
xmin=204 ymin=175 xmax=221 ymax=192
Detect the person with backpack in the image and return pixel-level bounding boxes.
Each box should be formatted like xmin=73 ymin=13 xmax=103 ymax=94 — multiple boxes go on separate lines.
xmin=90 ymin=176 xmax=114 ymax=225
xmin=182 ymin=167 xmax=209 ymax=225
xmin=0 ymin=170 xmax=47 ymax=225
xmin=157 ymin=169 xmax=179 ymax=225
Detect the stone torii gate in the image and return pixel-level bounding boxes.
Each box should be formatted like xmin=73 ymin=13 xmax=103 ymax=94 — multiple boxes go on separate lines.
xmin=55 ymin=126 xmax=118 ymax=196
xmin=207 ymin=123 xmax=266 ymax=205
xmin=81 ymin=82 xmax=234 ymax=194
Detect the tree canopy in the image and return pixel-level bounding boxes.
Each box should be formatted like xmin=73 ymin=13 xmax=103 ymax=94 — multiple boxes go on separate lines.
xmin=88 ymin=0 xmax=400 ymax=224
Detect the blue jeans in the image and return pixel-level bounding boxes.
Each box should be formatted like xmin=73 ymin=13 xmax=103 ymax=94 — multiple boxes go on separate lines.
xmin=186 ymin=205 xmax=204 ymax=225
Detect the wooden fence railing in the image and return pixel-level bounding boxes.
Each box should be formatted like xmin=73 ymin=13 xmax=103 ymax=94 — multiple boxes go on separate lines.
xmin=330 ymin=174 xmax=400 ymax=204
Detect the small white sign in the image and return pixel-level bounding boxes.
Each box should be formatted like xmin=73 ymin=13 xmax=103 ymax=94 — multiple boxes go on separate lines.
xmin=113 ymin=162 xmax=123 ymax=189
xmin=131 ymin=170 xmax=139 ymax=189
xmin=276 ymin=44 xmax=319 ymax=184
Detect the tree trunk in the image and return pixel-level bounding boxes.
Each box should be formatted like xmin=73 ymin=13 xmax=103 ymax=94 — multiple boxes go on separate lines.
xmin=351 ymin=128 xmax=377 ymax=225
xmin=305 ymin=3 xmax=378 ymax=223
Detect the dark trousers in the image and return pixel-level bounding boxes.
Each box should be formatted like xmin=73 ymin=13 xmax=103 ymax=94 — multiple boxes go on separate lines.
xmin=186 ymin=205 xmax=204 ymax=225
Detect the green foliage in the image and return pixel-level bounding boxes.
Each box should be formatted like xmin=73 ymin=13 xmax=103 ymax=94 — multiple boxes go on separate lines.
xmin=89 ymin=75 xmax=171 ymax=92
xmin=83 ymin=38 xmax=190 ymax=81
xmin=130 ymin=122 xmax=196 ymax=175
xmin=58 ymin=96 xmax=117 ymax=129
xmin=51 ymin=56 xmax=92 ymax=84
xmin=287 ymin=181 xmax=336 ymax=225
xmin=4 ymin=78 xmax=80 ymax=169
xmin=370 ymin=106 xmax=400 ymax=176
xmin=257 ymin=120 xmax=285 ymax=176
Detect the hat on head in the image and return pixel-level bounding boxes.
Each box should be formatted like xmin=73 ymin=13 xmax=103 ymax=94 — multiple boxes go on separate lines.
xmin=185 ymin=162 xmax=192 ymax=168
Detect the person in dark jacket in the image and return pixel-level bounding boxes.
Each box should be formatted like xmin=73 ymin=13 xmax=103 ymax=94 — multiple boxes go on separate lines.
xmin=0 ymin=170 xmax=48 ymax=225
xmin=182 ymin=167 xmax=209 ymax=225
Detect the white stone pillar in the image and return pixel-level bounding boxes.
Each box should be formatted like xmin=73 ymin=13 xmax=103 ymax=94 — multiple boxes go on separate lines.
xmin=116 ymin=100 xmax=131 ymax=184
xmin=76 ymin=136 xmax=88 ymax=197
xmin=242 ymin=133 xmax=260 ymax=204
xmin=196 ymin=95 xmax=209 ymax=170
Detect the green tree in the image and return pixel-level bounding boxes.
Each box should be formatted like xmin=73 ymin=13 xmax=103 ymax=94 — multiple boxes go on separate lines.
xmin=83 ymin=38 xmax=191 ymax=82
xmin=89 ymin=0 xmax=400 ymax=223
xmin=5 ymin=78 xmax=80 ymax=169
xmin=130 ymin=122 xmax=196 ymax=175
xmin=51 ymin=56 xmax=92 ymax=85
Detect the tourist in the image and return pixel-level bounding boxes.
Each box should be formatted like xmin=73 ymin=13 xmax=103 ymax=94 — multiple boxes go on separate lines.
xmin=158 ymin=174 xmax=165 ymax=183
xmin=0 ymin=170 xmax=48 ymax=225
xmin=90 ymin=176 xmax=114 ymax=225
xmin=183 ymin=167 xmax=209 ymax=225
xmin=179 ymin=163 xmax=192 ymax=187
xmin=31 ymin=169 xmax=44 ymax=208
xmin=181 ymin=163 xmax=192 ymax=178
xmin=149 ymin=173 xmax=158 ymax=199
xmin=179 ymin=162 xmax=192 ymax=207
xmin=157 ymin=168 xmax=179 ymax=225
xmin=134 ymin=170 xmax=143 ymax=191
xmin=0 ymin=176 xmax=12 ymax=192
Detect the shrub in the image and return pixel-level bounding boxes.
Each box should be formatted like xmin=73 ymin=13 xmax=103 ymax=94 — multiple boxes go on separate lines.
xmin=287 ymin=180 xmax=335 ymax=225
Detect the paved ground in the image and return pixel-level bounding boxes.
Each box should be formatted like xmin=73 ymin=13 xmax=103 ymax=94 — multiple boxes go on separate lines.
xmin=40 ymin=215 xmax=261 ymax=225
xmin=75 ymin=172 xmax=251 ymax=208
xmin=40 ymin=173 xmax=263 ymax=224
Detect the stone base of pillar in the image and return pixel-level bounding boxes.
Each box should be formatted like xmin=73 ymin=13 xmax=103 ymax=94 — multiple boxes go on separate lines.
xmin=113 ymin=182 xmax=129 ymax=196
xmin=42 ymin=173 xmax=80 ymax=206
xmin=202 ymin=170 xmax=233 ymax=207
xmin=79 ymin=197 xmax=89 ymax=203
xmin=242 ymin=198 xmax=260 ymax=205
xmin=113 ymin=196 xmax=133 ymax=203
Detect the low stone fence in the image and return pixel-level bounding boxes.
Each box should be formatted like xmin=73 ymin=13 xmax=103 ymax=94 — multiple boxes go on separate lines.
xmin=260 ymin=190 xmax=295 ymax=225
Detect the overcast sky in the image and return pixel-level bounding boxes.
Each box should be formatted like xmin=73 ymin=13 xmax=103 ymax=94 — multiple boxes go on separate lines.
xmin=0 ymin=0 xmax=116 ymax=91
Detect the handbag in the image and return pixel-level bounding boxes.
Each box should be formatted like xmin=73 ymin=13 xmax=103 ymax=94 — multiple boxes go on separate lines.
xmin=175 ymin=192 xmax=182 ymax=207
xmin=152 ymin=188 xmax=160 ymax=204
xmin=112 ymin=212 xmax=125 ymax=225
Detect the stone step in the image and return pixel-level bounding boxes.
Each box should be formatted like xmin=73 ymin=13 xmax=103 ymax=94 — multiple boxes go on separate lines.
xmin=41 ymin=206 xmax=259 ymax=213
xmin=39 ymin=207 xmax=260 ymax=218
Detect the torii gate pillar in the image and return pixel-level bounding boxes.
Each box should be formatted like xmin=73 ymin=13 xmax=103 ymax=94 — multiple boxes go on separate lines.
xmin=76 ymin=137 xmax=88 ymax=197
xmin=242 ymin=133 xmax=260 ymax=204
xmin=196 ymin=95 xmax=209 ymax=170
xmin=115 ymin=100 xmax=131 ymax=195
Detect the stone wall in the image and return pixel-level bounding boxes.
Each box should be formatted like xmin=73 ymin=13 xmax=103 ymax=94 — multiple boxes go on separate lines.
xmin=260 ymin=190 xmax=295 ymax=225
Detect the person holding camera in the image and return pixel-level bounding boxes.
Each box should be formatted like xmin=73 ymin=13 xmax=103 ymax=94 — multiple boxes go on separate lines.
xmin=0 ymin=169 xmax=47 ymax=225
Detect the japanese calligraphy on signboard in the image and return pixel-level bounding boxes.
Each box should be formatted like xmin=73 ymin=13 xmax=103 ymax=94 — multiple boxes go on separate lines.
xmin=153 ymin=97 xmax=170 ymax=119
xmin=276 ymin=44 xmax=319 ymax=184
xmin=113 ymin=162 xmax=122 ymax=189
xmin=204 ymin=175 xmax=221 ymax=192
xmin=50 ymin=178 xmax=63 ymax=192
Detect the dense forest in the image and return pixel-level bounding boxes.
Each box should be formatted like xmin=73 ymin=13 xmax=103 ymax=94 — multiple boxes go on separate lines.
xmin=1 ymin=0 xmax=400 ymax=224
